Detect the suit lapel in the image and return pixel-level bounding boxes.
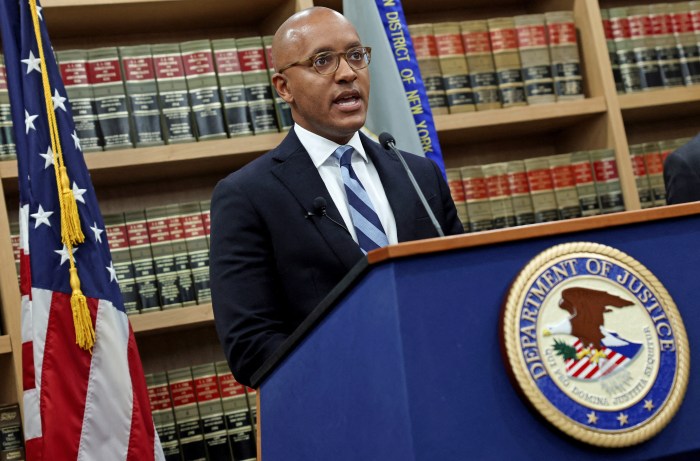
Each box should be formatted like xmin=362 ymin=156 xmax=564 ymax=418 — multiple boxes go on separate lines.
xmin=271 ymin=130 xmax=363 ymax=270
xmin=362 ymin=134 xmax=417 ymax=242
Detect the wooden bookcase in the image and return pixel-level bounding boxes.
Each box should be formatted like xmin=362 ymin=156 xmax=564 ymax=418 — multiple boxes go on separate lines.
xmin=1 ymin=0 xmax=699 ymax=424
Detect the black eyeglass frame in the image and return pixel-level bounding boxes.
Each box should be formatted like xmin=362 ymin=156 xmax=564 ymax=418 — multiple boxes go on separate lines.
xmin=276 ymin=46 xmax=372 ymax=75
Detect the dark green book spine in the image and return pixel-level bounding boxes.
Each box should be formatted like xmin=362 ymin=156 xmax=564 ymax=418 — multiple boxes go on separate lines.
xmin=104 ymin=213 xmax=140 ymax=314
xmin=145 ymin=206 xmax=183 ymax=309
xmin=211 ymin=39 xmax=254 ymax=137
xmin=124 ymin=210 xmax=161 ymax=312
xmin=168 ymin=367 xmax=207 ymax=461
xmin=237 ymin=37 xmax=278 ymax=135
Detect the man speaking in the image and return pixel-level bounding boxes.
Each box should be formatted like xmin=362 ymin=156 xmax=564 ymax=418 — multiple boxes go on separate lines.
xmin=210 ymin=7 xmax=463 ymax=387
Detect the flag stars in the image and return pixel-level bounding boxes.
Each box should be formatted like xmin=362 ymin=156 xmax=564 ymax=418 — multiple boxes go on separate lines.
xmin=72 ymin=182 xmax=87 ymax=204
xmin=106 ymin=261 xmax=118 ymax=283
xmin=52 ymin=89 xmax=67 ymax=112
xmin=617 ymin=413 xmax=629 ymax=426
xmin=25 ymin=110 xmax=39 ymax=134
xmin=31 ymin=205 xmax=53 ymax=228
xmin=36 ymin=5 xmax=43 ymax=20
xmin=90 ymin=222 xmax=104 ymax=243
xmin=71 ymin=130 xmax=82 ymax=151
xmin=644 ymin=399 xmax=655 ymax=411
xmin=21 ymin=50 xmax=42 ymax=74
xmin=55 ymin=244 xmax=77 ymax=266
xmin=586 ymin=411 xmax=598 ymax=425
xmin=39 ymin=146 xmax=54 ymax=169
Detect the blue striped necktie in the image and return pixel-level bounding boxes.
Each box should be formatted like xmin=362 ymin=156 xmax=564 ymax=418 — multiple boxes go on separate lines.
xmin=333 ymin=145 xmax=389 ymax=254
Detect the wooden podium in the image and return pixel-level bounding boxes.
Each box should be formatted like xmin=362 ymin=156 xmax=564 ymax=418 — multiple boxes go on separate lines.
xmin=251 ymin=203 xmax=700 ymax=461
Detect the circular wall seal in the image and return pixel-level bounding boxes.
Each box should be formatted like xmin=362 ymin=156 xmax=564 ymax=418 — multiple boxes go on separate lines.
xmin=501 ymin=242 xmax=689 ymax=447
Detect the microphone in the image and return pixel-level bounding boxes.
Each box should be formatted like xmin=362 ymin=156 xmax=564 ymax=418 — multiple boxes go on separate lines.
xmin=305 ymin=196 xmax=350 ymax=235
xmin=378 ymin=132 xmax=445 ymax=238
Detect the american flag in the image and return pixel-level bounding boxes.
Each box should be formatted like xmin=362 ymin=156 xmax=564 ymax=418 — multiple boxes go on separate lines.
xmin=0 ymin=0 xmax=163 ymax=459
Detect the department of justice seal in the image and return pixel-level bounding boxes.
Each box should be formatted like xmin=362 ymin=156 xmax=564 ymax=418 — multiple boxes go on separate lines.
xmin=501 ymin=242 xmax=689 ymax=447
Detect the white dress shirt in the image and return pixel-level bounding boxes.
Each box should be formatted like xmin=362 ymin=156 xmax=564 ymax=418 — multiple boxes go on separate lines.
xmin=295 ymin=124 xmax=398 ymax=246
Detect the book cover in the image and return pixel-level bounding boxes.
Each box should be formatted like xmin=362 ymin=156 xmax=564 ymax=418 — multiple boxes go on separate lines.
xmin=670 ymin=2 xmax=700 ymax=85
xmin=460 ymin=20 xmax=501 ymax=110
xmin=642 ymin=141 xmax=667 ymax=207
xmin=103 ymin=213 xmax=140 ymax=315
xmin=0 ymin=54 xmax=16 ymax=160
xmin=167 ymin=367 xmax=207 ymax=461
xmin=445 ymin=168 xmax=469 ymax=232
xmin=124 ymin=210 xmax=161 ymax=312
xmin=263 ymin=35 xmax=294 ymax=131
xmin=628 ymin=143 xmax=655 ymax=209
xmin=0 ymin=403 xmax=24 ymax=461
xmin=145 ymin=205 xmax=184 ymax=310
xmin=56 ymin=49 xmax=103 ymax=151
xmin=545 ymin=11 xmax=585 ymax=100
xmin=180 ymin=39 xmax=228 ymax=141
xmin=590 ymin=148 xmax=625 ymax=213
xmin=482 ymin=162 xmax=516 ymax=228
xmin=152 ymin=43 xmax=197 ymax=144
xmin=524 ymin=157 xmax=559 ymax=223
xmin=627 ymin=5 xmax=664 ymax=90
xmin=649 ymin=3 xmax=684 ymax=88
xmin=570 ymin=150 xmax=602 ymax=216
xmin=547 ymin=153 xmax=583 ymax=219
xmin=118 ymin=44 xmax=165 ymax=147
xmin=505 ymin=160 xmax=536 ymax=226
xmin=460 ymin=165 xmax=494 ymax=232
xmin=9 ymin=221 xmax=19 ymax=281
xmin=609 ymin=7 xmax=642 ymax=93
xmin=87 ymin=46 xmax=134 ymax=150
xmin=514 ymin=14 xmax=555 ymax=104
xmin=178 ymin=202 xmax=211 ymax=304
xmin=200 ymin=200 xmax=211 ymax=246
xmin=146 ymin=372 xmax=182 ymax=461
xmin=236 ymin=36 xmax=279 ymax=135
xmin=408 ymin=23 xmax=449 ymax=115
xmin=433 ymin=22 xmax=476 ymax=113
xmin=688 ymin=1 xmax=700 ymax=80
xmin=192 ymin=363 xmax=233 ymax=461
xmin=487 ymin=17 xmax=527 ymax=107
xmin=245 ymin=386 xmax=258 ymax=439
xmin=164 ymin=203 xmax=197 ymax=306
xmin=215 ymin=361 xmax=257 ymax=461
xmin=600 ymin=9 xmax=625 ymax=93
xmin=211 ymin=38 xmax=254 ymax=137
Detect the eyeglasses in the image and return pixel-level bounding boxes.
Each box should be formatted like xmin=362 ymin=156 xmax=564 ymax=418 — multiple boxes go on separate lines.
xmin=277 ymin=46 xmax=372 ymax=75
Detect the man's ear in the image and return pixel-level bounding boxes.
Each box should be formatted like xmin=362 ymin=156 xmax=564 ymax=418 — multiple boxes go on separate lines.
xmin=272 ymin=73 xmax=294 ymax=104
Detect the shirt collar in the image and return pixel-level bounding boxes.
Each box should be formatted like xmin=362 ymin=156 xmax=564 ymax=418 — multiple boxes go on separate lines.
xmin=294 ymin=124 xmax=367 ymax=168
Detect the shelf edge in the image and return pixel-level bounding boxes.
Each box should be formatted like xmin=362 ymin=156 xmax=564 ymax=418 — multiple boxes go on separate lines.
xmin=130 ymin=303 xmax=214 ymax=336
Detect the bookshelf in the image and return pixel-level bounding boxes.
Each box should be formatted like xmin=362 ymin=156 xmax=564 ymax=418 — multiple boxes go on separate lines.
xmin=0 ymin=0 xmax=698 ymax=430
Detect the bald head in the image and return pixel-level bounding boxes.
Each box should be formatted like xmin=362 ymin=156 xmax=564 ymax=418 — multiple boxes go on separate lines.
xmin=272 ymin=7 xmax=355 ymax=71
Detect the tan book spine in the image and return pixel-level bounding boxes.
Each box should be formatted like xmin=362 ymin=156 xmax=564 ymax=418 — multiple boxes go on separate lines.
xmin=514 ymin=14 xmax=555 ymax=104
xmin=590 ymin=148 xmax=625 ymax=213
xmin=433 ymin=22 xmax=475 ymax=113
xmin=545 ymin=10 xmax=584 ymax=100
xmin=445 ymin=168 xmax=469 ymax=232
xmin=628 ymin=144 xmax=654 ymax=208
xmin=570 ymin=151 xmax=602 ymax=216
xmin=548 ymin=153 xmax=582 ymax=219
xmin=460 ymin=20 xmax=501 ymax=110
xmin=506 ymin=160 xmax=536 ymax=226
xmin=482 ymin=162 xmax=516 ymax=228
xmin=408 ymin=23 xmax=449 ymax=115
xmin=524 ymin=157 xmax=559 ymax=222
xmin=460 ymin=165 xmax=494 ymax=232
xmin=487 ymin=17 xmax=527 ymax=107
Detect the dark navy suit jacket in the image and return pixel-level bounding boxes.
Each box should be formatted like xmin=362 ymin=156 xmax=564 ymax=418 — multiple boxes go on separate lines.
xmin=664 ymin=133 xmax=700 ymax=204
xmin=210 ymin=129 xmax=463 ymax=386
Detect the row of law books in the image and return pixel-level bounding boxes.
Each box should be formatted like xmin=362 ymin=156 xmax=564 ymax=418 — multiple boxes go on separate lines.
xmin=410 ymin=11 xmax=584 ymax=115
xmin=630 ymin=136 xmax=691 ymax=208
xmin=447 ymin=149 xmax=626 ymax=233
xmin=147 ymin=361 xmax=257 ymax=461
xmin=0 ymin=34 xmax=293 ymax=160
xmin=602 ymin=2 xmax=700 ymax=93
xmin=0 ymin=403 xmax=24 ymax=461
xmin=10 ymin=200 xmax=212 ymax=315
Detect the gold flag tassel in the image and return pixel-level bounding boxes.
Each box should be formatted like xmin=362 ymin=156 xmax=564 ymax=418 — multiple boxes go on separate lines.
xmin=29 ymin=0 xmax=93 ymax=350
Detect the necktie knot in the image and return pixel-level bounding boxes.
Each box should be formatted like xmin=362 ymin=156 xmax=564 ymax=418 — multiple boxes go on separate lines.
xmin=333 ymin=145 xmax=354 ymax=167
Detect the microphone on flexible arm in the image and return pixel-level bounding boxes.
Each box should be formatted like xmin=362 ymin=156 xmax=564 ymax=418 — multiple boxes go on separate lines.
xmin=378 ymin=132 xmax=445 ymax=238
xmin=304 ymin=196 xmax=350 ymax=235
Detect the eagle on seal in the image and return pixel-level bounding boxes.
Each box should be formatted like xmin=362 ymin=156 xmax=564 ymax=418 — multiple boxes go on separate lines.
xmin=544 ymin=287 xmax=636 ymax=363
